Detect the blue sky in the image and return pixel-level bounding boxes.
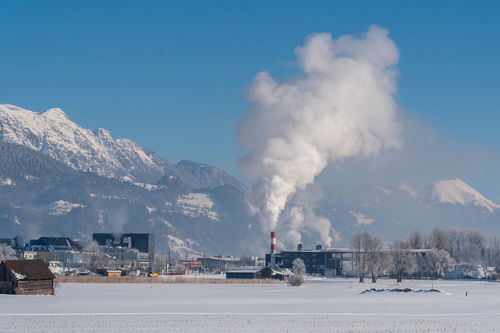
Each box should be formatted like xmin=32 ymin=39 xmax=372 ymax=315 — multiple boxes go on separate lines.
xmin=1 ymin=1 xmax=499 ymax=199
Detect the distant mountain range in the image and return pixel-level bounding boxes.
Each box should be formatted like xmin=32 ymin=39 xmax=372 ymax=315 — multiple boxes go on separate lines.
xmin=0 ymin=104 xmax=498 ymax=256
xmin=319 ymin=179 xmax=500 ymax=246
xmin=0 ymin=104 xmax=261 ymax=257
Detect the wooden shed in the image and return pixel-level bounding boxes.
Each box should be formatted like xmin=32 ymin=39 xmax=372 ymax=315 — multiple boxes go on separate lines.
xmin=0 ymin=259 xmax=55 ymax=295
xmin=226 ymin=266 xmax=266 ymax=279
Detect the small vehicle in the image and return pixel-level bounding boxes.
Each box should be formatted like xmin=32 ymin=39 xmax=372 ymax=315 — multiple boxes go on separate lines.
xmin=148 ymin=272 xmax=159 ymax=277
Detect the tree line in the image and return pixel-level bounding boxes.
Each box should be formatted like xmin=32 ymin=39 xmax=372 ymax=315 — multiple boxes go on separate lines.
xmin=351 ymin=228 xmax=500 ymax=283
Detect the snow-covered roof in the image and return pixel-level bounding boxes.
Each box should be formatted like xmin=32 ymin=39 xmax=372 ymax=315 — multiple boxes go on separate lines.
xmin=420 ymin=178 xmax=500 ymax=212
xmin=2 ymin=259 xmax=55 ymax=280
xmin=226 ymin=266 xmax=265 ymax=274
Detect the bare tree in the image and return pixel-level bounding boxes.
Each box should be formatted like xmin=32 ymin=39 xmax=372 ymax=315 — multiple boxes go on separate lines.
xmin=0 ymin=244 xmax=16 ymax=260
xmin=351 ymin=231 xmax=370 ymax=282
xmin=85 ymin=241 xmax=113 ymax=270
xmin=365 ymin=235 xmax=385 ymax=283
xmin=422 ymin=249 xmax=455 ymax=279
xmin=447 ymin=229 xmax=486 ymax=264
xmin=427 ymin=228 xmax=450 ymax=252
xmin=408 ymin=230 xmax=423 ymax=249
xmin=390 ymin=240 xmax=416 ymax=282
xmin=288 ymin=258 xmax=305 ymax=286
xmin=485 ymin=236 xmax=500 ymax=266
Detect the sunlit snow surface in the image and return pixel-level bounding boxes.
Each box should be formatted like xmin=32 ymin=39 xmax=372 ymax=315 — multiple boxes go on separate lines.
xmin=420 ymin=178 xmax=500 ymax=212
xmin=1 ymin=279 xmax=499 ymax=332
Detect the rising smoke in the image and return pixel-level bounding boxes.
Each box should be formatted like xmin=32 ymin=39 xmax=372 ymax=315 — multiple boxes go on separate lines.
xmin=237 ymin=26 xmax=403 ymax=246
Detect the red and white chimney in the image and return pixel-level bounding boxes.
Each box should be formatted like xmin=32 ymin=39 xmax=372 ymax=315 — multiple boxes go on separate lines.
xmin=270 ymin=231 xmax=276 ymax=254
xmin=270 ymin=231 xmax=277 ymax=266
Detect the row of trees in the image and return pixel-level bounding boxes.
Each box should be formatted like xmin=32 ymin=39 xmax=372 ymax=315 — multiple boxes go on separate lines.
xmin=408 ymin=228 xmax=500 ymax=267
xmin=351 ymin=228 xmax=500 ymax=283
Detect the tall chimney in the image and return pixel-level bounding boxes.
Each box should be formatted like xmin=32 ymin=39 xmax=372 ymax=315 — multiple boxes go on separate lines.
xmin=270 ymin=231 xmax=276 ymax=254
xmin=270 ymin=231 xmax=277 ymax=267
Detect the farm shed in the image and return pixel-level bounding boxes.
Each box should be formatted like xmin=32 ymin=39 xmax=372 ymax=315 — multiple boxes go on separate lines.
xmin=226 ymin=266 xmax=266 ymax=279
xmin=0 ymin=259 xmax=55 ymax=295
xmin=225 ymin=266 xmax=292 ymax=280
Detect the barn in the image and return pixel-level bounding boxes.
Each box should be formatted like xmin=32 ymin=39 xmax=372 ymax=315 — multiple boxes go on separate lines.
xmin=226 ymin=266 xmax=267 ymax=279
xmin=0 ymin=259 xmax=56 ymax=295
xmin=225 ymin=266 xmax=291 ymax=280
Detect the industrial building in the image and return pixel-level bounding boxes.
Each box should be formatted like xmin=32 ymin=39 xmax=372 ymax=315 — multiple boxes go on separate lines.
xmin=28 ymin=237 xmax=82 ymax=252
xmin=266 ymin=232 xmax=433 ymax=276
xmin=266 ymin=247 xmax=349 ymax=275
xmin=92 ymin=233 xmax=155 ymax=269
xmin=0 ymin=259 xmax=55 ymax=295
xmin=266 ymin=232 xmax=350 ymax=276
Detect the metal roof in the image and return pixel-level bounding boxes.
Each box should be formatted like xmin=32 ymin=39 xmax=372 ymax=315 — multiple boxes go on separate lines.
xmin=226 ymin=266 xmax=265 ymax=274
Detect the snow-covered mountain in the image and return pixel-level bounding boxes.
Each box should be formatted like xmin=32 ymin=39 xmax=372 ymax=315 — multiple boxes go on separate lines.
xmin=0 ymin=141 xmax=261 ymax=256
xmin=320 ymin=178 xmax=499 ymax=246
xmin=0 ymin=104 xmax=260 ymax=256
xmin=0 ymin=104 xmax=498 ymax=253
xmin=0 ymin=104 xmax=172 ymax=183
xmin=158 ymin=160 xmax=247 ymax=192
xmin=420 ymin=178 xmax=500 ymax=212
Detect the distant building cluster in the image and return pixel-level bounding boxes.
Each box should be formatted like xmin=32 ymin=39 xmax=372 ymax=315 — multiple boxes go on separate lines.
xmin=1 ymin=227 xmax=498 ymax=293
xmin=0 ymin=234 xmax=157 ymax=277
xmin=0 ymin=233 xmax=267 ymax=280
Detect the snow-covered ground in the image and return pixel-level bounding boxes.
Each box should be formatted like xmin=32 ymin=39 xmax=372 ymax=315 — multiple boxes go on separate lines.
xmin=1 ymin=279 xmax=499 ymax=332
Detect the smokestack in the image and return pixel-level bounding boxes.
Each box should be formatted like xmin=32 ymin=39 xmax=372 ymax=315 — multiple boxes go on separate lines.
xmin=270 ymin=231 xmax=276 ymax=254
xmin=270 ymin=231 xmax=277 ymax=267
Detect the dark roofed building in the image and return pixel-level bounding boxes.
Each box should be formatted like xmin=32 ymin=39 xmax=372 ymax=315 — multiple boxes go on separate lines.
xmin=225 ymin=266 xmax=290 ymax=280
xmin=0 ymin=259 xmax=55 ymax=295
xmin=92 ymin=233 xmax=155 ymax=268
xmin=0 ymin=238 xmax=15 ymax=247
xmin=28 ymin=237 xmax=82 ymax=252
xmin=226 ymin=266 xmax=267 ymax=279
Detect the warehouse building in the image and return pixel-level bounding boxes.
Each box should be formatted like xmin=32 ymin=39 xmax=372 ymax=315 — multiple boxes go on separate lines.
xmin=266 ymin=246 xmax=349 ymax=276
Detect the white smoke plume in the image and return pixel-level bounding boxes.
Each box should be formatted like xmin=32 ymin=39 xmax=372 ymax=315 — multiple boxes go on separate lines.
xmin=280 ymin=186 xmax=340 ymax=246
xmin=237 ymin=26 xmax=402 ymax=245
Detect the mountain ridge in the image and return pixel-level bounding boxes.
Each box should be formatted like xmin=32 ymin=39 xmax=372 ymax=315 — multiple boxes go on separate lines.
xmin=419 ymin=178 xmax=499 ymax=212
xmin=0 ymin=104 xmax=172 ymax=183
xmin=1 ymin=104 xmax=498 ymax=253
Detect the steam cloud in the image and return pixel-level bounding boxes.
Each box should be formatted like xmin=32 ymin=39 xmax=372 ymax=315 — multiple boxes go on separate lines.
xmin=237 ymin=26 xmax=402 ymax=246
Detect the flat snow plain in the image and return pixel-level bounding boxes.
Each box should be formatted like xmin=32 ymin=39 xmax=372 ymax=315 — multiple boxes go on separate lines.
xmin=1 ymin=278 xmax=499 ymax=332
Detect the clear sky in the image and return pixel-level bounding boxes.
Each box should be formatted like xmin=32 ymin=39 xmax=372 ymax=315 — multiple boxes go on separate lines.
xmin=1 ymin=1 xmax=499 ymax=199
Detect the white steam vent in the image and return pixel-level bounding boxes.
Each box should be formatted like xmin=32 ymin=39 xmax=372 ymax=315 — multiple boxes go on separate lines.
xmin=237 ymin=25 xmax=403 ymax=246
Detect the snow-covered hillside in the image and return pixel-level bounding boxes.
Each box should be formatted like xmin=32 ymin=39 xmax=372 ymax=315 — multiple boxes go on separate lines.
xmin=0 ymin=141 xmax=257 ymax=257
xmin=320 ymin=179 xmax=500 ymax=246
xmin=420 ymin=178 xmax=500 ymax=212
xmin=1 ymin=103 xmax=498 ymax=253
xmin=0 ymin=104 xmax=171 ymax=182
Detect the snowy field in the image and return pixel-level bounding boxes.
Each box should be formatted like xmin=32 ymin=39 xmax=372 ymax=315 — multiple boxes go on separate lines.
xmin=1 ymin=279 xmax=499 ymax=332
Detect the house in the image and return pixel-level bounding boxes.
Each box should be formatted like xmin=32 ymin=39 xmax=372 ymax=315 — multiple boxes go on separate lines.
xmin=0 ymin=259 xmax=55 ymax=295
